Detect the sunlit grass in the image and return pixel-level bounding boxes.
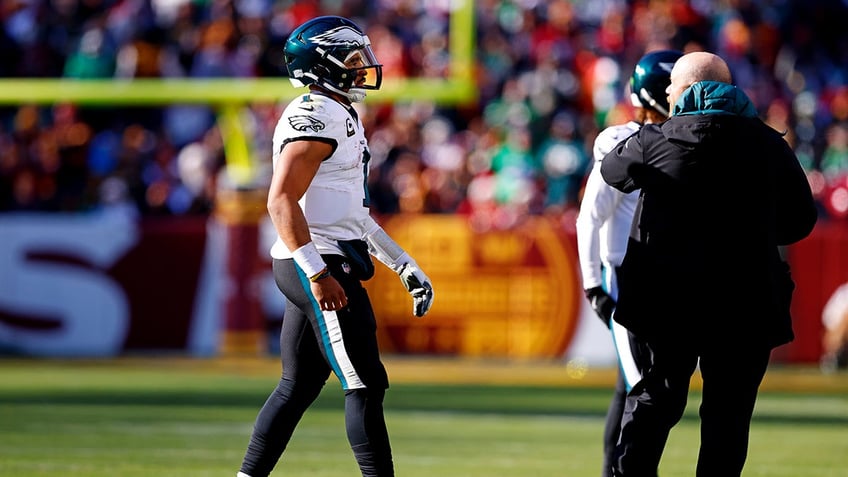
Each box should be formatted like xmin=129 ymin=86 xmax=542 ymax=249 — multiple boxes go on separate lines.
xmin=0 ymin=359 xmax=844 ymax=477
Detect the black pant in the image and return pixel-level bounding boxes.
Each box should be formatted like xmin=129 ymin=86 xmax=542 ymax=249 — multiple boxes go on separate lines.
xmin=603 ymin=371 xmax=627 ymax=477
xmin=613 ymin=339 xmax=772 ymax=477
xmin=603 ymin=322 xmax=653 ymax=477
xmin=239 ymin=255 xmax=393 ymax=477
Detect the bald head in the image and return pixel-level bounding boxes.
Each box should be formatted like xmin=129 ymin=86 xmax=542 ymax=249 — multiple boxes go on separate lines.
xmin=665 ymin=52 xmax=733 ymax=115
xmin=673 ymin=52 xmax=732 ymax=84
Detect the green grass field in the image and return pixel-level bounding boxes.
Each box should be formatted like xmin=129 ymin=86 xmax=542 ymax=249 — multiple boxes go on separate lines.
xmin=0 ymin=357 xmax=845 ymax=477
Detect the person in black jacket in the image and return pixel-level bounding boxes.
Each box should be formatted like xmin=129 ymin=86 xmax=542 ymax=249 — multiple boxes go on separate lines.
xmin=600 ymin=51 xmax=818 ymax=477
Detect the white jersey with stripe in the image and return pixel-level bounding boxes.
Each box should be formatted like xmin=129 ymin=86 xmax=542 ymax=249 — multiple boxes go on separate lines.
xmin=576 ymin=121 xmax=641 ymax=291
xmin=577 ymin=120 xmax=645 ymax=390
xmin=269 ymin=92 xmax=376 ymax=260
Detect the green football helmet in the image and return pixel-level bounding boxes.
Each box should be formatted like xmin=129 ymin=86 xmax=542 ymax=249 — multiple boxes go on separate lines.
xmin=284 ymin=16 xmax=382 ymax=103
xmin=629 ymin=49 xmax=683 ymax=117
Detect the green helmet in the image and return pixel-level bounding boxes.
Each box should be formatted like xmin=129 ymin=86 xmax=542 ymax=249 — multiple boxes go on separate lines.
xmin=284 ymin=16 xmax=382 ymax=103
xmin=629 ymin=49 xmax=683 ymax=117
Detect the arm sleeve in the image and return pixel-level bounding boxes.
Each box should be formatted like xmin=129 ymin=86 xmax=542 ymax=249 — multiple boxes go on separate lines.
xmin=577 ymin=124 xmax=640 ymax=288
xmin=362 ymin=216 xmax=409 ymax=271
xmin=576 ymin=163 xmax=621 ymax=289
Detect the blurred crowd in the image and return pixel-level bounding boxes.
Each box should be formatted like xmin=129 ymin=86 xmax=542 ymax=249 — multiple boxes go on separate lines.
xmin=2 ymin=0 xmax=848 ymax=226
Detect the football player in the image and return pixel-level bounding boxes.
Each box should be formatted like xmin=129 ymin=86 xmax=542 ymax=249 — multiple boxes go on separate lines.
xmin=236 ymin=16 xmax=434 ymax=477
xmin=575 ymin=49 xmax=682 ymax=477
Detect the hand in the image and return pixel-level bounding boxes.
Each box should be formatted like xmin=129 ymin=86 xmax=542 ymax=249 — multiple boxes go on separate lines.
xmin=311 ymin=274 xmax=348 ymax=312
xmin=397 ymin=260 xmax=434 ymax=317
xmin=585 ymin=286 xmax=615 ymax=325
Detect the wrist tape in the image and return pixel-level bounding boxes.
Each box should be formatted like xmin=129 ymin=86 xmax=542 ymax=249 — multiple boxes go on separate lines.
xmin=291 ymin=242 xmax=327 ymax=280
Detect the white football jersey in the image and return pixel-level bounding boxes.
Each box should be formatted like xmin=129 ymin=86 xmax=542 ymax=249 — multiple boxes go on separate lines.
xmin=269 ymin=93 xmax=375 ymax=259
xmin=575 ymin=121 xmax=641 ymax=289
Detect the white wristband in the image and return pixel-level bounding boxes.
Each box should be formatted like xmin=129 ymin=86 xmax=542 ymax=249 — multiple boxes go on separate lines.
xmin=291 ymin=242 xmax=326 ymax=279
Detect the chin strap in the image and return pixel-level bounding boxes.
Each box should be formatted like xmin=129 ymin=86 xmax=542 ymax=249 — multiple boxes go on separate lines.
xmin=321 ymin=82 xmax=367 ymax=103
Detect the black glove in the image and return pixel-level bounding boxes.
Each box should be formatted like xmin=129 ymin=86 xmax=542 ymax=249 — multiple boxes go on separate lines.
xmin=584 ymin=286 xmax=615 ymax=325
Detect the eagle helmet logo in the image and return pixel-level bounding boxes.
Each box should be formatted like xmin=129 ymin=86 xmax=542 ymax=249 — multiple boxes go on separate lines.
xmin=309 ymin=26 xmax=365 ymax=49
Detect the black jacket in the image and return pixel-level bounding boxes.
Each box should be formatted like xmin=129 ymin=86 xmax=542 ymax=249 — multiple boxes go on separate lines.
xmin=601 ymin=81 xmax=818 ymax=348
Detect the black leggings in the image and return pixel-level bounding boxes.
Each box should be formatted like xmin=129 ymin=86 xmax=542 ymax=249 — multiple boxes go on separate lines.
xmin=239 ymin=256 xmax=393 ymax=477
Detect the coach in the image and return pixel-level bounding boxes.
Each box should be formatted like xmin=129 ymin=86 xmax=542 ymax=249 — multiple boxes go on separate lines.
xmin=600 ymin=51 xmax=818 ymax=477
